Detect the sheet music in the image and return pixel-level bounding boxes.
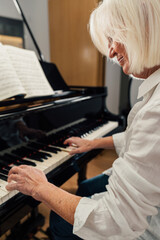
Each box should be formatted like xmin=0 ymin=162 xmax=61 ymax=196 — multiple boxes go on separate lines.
xmin=5 ymin=46 xmax=55 ymax=98
xmin=0 ymin=44 xmax=26 ymax=101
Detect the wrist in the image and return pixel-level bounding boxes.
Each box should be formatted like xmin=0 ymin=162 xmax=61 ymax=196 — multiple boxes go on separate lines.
xmin=92 ymin=139 xmax=101 ymax=149
xmin=32 ymin=181 xmax=51 ymax=202
xmin=92 ymin=137 xmax=114 ymax=149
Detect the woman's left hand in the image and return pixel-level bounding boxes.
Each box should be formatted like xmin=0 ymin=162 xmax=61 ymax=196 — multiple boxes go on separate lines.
xmin=6 ymin=165 xmax=48 ymax=201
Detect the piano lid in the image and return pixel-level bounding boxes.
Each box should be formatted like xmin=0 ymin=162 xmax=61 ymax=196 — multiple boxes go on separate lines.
xmin=0 ymin=90 xmax=83 ymax=120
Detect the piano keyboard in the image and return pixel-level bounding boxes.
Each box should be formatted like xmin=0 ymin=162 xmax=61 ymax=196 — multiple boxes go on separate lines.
xmin=0 ymin=118 xmax=118 ymax=205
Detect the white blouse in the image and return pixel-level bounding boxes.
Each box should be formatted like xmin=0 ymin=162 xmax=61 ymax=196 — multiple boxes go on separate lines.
xmin=73 ymin=69 xmax=160 ymax=240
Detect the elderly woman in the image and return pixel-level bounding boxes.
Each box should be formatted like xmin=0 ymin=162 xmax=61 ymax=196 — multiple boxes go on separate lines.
xmin=6 ymin=0 xmax=160 ymax=239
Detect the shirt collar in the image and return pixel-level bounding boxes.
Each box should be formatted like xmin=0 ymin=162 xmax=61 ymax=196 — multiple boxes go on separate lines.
xmin=137 ymin=68 xmax=160 ymax=99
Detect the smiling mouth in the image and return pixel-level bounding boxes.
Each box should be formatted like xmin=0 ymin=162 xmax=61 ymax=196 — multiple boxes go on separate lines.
xmin=117 ymin=56 xmax=124 ymax=64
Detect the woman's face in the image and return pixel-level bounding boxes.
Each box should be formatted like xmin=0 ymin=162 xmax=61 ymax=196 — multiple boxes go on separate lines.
xmin=108 ymin=38 xmax=130 ymax=75
xmin=107 ymin=37 xmax=160 ymax=78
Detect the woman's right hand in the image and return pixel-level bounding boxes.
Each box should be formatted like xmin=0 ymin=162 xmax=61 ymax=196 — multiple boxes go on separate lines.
xmin=64 ymin=137 xmax=95 ymax=155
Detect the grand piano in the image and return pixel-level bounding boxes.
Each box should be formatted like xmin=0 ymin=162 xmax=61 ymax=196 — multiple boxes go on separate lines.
xmin=0 ymin=73 xmax=125 ymax=238
xmin=0 ymin=1 xmax=126 ymax=239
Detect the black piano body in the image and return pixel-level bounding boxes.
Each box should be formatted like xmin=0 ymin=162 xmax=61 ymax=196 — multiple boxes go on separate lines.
xmin=0 ymin=78 xmax=125 ymax=237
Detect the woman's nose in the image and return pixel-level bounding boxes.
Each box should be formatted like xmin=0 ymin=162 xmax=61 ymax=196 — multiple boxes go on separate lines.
xmin=108 ymin=46 xmax=116 ymax=58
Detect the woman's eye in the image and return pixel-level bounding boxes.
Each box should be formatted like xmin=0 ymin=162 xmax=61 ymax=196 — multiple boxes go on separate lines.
xmin=108 ymin=37 xmax=113 ymax=44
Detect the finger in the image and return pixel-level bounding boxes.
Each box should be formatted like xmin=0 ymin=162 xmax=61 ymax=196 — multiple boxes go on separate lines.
xmin=19 ymin=165 xmax=31 ymax=169
xmin=8 ymin=166 xmax=23 ymax=176
xmin=64 ymin=137 xmax=79 ymax=145
xmin=8 ymin=174 xmax=22 ymax=183
xmin=6 ymin=182 xmax=18 ymax=191
xmin=19 ymin=165 xmax=45 ymax=178
xmin=64 ymin=138 xmax=72 ymax=145
xmin=69 ymin=148 xmax=83 ymax=155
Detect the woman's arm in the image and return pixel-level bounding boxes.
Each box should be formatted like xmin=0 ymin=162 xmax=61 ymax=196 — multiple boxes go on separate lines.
xmin=6 ymin=165 xmax=81 ymax=225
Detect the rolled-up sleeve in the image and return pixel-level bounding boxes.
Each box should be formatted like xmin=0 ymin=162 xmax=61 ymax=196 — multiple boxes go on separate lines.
xmin=73 ymin=103 xmax=160 ymax=240
xmin=113 ymin=131 xmax=126 ymax=155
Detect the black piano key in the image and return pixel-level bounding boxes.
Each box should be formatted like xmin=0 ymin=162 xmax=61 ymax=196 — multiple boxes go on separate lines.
xmin=51 ymin=141 xmax=66 ymax=148
xmin=0 ymin=158 xmax=11 ymax=168
xmin=0 ymin=168 xmax=9 ymax=175
xmin=1 ymin=165 xmax=11 ymax=171
xmin=33 ymin=143 xmax=58 ymax=154
xmin=27 ymin=142 xmax=52 ymax=159
xmin=13 ymin=146 xmax=36 ymax=157
xmin=48 ymin=145 xmax=62 ymax=152
xmin=0 ymin=173 xmax=8 ymax=181
xmin=42 ymin=146 xmax=58 ymax=154
xmin=32 ymin=153 xmax=45 ymax=161
xmin=12 ymin=147 xmax=44 ymax=162
xmin=28 ymin=142 xmax=55 ymax=155
xmin=2 ymin=154 xmax=18 ymax=162
xmin=23 ymin=146 xmax=48 ymax=159
xmin=36 ymin=152 xmax=49 ymax=159
xmin=19 ymin=159 xmax=36 ymax=166
xmin=36 ymin=136 xmax=49 ymax=145
xmin=0 ymin=163 xmax=10 ymax=175
xmin=4 ymin=153 xmax=21 ymax=161
xmin=12 ymin=148 xmax=27 ymax=157
xmin=38 ymin=134 xmax=66 ymax=148
xmin=28 ymin=142 xmax=52 ymax=158
xmin=26 ymin=155 xmax=44 ymax=162
xmin=0 ymin=155 xmax=19 ymax=166
xmin=4 ymin=153 xmax=36 ymax=167
xmin=0 ymin=163 xmax=7 ymax=170
xmin=43 ymin=145 xmax=60 ymax=153
xmin=20 ymin=146 xmax=50 ymax=161
xmin=34 ymin=150 xmax=49 ymax=159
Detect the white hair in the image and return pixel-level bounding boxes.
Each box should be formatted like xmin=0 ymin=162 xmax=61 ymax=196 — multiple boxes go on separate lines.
xmin=89 ymin=0 xmax=160 ymax=74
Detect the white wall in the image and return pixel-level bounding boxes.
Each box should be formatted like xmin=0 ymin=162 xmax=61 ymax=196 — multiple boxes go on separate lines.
xmin=105 ymin=59 xmax=121 ymax=115
xmin=0 ymin=0 xmax=50 ymax=61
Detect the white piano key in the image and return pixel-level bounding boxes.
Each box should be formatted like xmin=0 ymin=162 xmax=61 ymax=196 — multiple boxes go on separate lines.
xmin=23 ymin=157 xmax=49 ymax=171
xmin=43 ymin=151 xmax=70 ymax=174
xmin=83 ymin=121 xmax=118 ymax=140
xmin=0 ymin=188 xmax=8 ymax=205
xmin=23 ymin=151 xmax=68 ymax=174
xmin=0 ymin=179 xmax=19 ymax=204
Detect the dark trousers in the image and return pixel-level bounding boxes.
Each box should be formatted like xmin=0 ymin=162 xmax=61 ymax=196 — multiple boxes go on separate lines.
xmin=49 ymin=174 xmax=109 ymax=240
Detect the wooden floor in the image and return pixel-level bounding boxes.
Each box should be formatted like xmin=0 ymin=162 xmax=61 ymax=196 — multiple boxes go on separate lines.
xmin=1 ymin=149 xmax=117 ymax=240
